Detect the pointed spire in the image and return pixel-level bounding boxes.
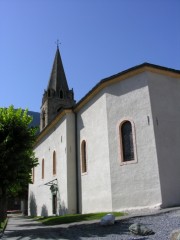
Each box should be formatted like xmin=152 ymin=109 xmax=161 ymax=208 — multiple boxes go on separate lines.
xmin=40 ymin=47 xmax=75 ymax=131
xmin=47 ymin=47 xmax=69 ymax=92
xmin=42 ymin=46 xmax=75 ymax=106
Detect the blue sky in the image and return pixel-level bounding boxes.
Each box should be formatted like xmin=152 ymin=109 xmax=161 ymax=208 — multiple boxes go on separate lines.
xmin=0 ymin=0 xmax=180 ymax=112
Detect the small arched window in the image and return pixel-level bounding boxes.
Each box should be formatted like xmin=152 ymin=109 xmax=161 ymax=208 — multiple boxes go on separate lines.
xmin=60 ymin=90 xmax=64 ymax=99
xmin=53 ymin=151 xmax=56 ymax=175
xmin=42 ymin=159 xmax=44 ymax=179
xmin=120 ymin=120 xmax=137 ymax=163
xmin=81 ymin=140 xmax=87 ymax=173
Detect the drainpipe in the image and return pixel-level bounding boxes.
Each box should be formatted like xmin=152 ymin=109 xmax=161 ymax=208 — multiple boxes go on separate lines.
xmin=75 ymin=112 xmax=80 ymax=213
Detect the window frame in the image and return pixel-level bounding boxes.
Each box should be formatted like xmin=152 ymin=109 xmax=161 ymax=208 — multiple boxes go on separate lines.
xmin=118 ymin=119 xmax=137 ymax=166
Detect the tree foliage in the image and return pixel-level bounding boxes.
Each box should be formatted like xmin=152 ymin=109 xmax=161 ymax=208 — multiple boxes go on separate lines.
xmin=0 ymin=105 xmax=39 ymax=220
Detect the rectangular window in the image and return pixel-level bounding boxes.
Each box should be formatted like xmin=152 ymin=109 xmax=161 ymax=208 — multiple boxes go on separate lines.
xmin=42 ymin=159 xmax=44 ymax=179
xmin=81 ymin=140 xmax=87 ymax=173
xmin=53 ymin=151 xmax=56 ymax=175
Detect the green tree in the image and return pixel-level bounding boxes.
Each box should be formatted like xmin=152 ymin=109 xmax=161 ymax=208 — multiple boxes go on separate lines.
xmin=0 ymin=105 xmax=38 ymax=222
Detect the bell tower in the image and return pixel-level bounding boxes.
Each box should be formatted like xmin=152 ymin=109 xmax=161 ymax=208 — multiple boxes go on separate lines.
xmin=40 ymin=47 xmax=75 ymax=131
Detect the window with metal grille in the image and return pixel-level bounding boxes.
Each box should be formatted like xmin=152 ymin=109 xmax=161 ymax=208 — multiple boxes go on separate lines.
xmin=121 ymin=121 xmax=134 ymax=161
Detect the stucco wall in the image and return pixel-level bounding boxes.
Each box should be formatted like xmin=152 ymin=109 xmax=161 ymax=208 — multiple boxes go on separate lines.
xmin=148 ymin=72 xmax=180 ymax=207
xmin=28 ymin=112 xmax=76 ymax=216
xmin=76 ymin=72 xmax=163 ymax=213
xmin=30 ymin=67 xmax=180 ymax=215
xmin=77 ymin=91 xmax=112 ymax=213
xmin=66 ymin=113 xmax=77 ymax=213
xmin=106 ymin=72 xmax=162 ymax=210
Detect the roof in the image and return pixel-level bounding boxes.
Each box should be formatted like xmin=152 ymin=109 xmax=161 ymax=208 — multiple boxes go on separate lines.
xmin=47 ymin=47 xmax=69 ymax=92
xmin=74 ymin=62 xmax=180 ymax=112
xmin=35 ymin=108 xmax=72 ymax=146
xmin=35 ymin=62 xmax=180 ymax=144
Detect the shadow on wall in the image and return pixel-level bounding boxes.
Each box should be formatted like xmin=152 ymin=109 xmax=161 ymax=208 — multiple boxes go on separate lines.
xmin=41 ymin=204 xmax=48 ymax=216
xmin=59 ymin=201 xmax=68 ymax=215
xmin=29 ymin=192 xmax=37 ymax=217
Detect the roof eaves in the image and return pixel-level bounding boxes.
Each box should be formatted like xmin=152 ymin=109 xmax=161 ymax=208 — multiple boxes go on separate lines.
xmin=74 ymin=62 xmax=180 ymax=112
xmin=34 ymin=107 xmax=73 ymax=147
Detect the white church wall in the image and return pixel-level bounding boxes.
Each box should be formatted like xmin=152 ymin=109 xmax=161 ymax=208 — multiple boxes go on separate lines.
xmin=106 ymin=72 xmax=162 ymax=211
xmin=77 ymin=91 xmax=112 ymax=213
xmin=148 ymin=72 xmax=180 ymax=207
xmin=29 ymin=181 xmax=52 ymax=217
xmin=66 ymin=112 xmax=77 ymax=214
xmin=29 ymin=61 xmax=180 ymax=217
xmin=29 ymin=115 xmax=71 ymax=216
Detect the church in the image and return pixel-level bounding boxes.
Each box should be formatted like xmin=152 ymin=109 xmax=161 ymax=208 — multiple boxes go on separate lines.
xmin=28 ymin=47 xmax=180 ymax=216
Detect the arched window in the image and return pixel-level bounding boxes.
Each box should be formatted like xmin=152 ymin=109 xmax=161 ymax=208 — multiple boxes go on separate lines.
xmin=60 ymin=90 xmax=64 ymax=99
xmin=53 ymin=151 xmax=56 ymax=175
xmin=48 ymin=89 xmax=55 ymax=97
xmin=81 ymin=140 xmax=87 ymax=173
xmin=120 ymin=120 xmax=136 ymax=163
xmin=42 ymin=159 xmax=44 ymax=179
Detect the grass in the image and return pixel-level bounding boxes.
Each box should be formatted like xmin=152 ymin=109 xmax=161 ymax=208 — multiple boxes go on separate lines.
xmin=36 ymin=212 xmax=125 ymax=225
xmin=0 ymin=218 xmax=8 ymax=232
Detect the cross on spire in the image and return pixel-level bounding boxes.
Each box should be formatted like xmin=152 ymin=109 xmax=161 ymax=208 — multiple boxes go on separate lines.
xmin=55 ymin=39 xmax=61 ymax=49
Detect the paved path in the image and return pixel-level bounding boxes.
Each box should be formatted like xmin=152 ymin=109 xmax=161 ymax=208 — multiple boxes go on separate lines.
xmin=1 ymin=215 xmax=65 ymax=239
xmin=1 ymin=207 xmax=180 ymax=240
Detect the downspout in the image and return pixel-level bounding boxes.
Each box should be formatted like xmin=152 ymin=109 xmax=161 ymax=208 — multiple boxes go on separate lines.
xmin=75 ymin=112 xmax=80 ymax=213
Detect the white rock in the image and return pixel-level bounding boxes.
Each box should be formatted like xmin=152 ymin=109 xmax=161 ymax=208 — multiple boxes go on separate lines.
xmin=170 ymin=229 xmax=180 ymax=240
xmin=100 ymin=214 xmax=115 ymax=226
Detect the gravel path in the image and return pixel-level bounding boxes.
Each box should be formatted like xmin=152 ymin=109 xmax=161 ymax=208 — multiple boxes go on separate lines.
xmin=1 ymin=208 xmax=180 ymax=239
xmin=54 ymin=209 xmax=180 ymax=240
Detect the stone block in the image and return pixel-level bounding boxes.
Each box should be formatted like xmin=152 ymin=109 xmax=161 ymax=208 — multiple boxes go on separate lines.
xmin=129 ymin=223 xmax=154 ymax=236
xmin=100 ymin=213 xmax=115 ymax=226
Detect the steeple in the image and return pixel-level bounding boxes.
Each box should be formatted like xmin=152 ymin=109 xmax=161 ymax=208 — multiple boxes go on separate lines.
xmin=47 ymin=46 xmax=69 ymax=93
xmin=40 ymin=47 xmax=75 ymax=131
